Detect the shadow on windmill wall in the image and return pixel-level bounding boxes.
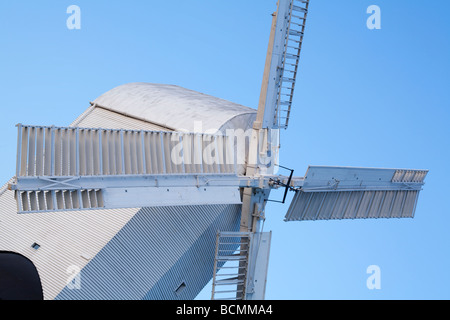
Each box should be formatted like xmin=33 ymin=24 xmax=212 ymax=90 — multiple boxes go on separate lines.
xmin=0 ymin=252 xmax=43 ymax=300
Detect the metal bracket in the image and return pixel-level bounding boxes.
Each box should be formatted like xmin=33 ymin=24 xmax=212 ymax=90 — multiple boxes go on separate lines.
xmin=267 ymin=164 xmax=296 ymax=204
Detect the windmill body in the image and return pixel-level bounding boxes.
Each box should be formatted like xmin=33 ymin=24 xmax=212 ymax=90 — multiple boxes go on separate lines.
xmin=0 ymin=84 xmax=257 ymax=300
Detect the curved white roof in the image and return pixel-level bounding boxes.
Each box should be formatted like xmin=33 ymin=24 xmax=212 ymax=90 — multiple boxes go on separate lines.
xmin=92 ymin=83 xmax=257 ymax=133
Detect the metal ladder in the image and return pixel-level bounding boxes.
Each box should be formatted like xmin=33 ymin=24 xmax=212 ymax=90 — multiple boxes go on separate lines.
xmin=274 ymin=0 xmax=310 ymax=129
xmin=211 ymin=232 xmax=252 ymax=300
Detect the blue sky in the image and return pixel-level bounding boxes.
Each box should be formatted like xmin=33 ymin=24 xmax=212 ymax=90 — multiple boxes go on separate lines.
xmin=0 ymin=0 xmax=449 ymax=300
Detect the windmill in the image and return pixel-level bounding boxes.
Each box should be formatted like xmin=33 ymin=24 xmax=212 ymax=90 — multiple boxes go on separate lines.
xmin=0 ymin=0 xmax=427 ymax=301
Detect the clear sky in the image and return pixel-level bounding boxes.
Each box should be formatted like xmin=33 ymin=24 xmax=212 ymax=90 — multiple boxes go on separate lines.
xmin=0 ymin=0 xmax=449 ymax=300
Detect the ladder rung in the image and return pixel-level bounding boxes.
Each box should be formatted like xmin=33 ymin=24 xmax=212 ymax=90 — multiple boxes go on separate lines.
xmin=288 ymin=37 xmax=303 ymax=43
xmin=215 ymin=279 xmax=245 ymax=285
xmin=218 ymin=249 xmax=248 ymax=253
xmin=218 ymin=241 xmax=249 ymax=245
xmin=216 ymin=256 xmax=247 ymax=261
xmin=216 ymin=273 xmax=246 ymax=277
xmin=282 ymin=77 xmax=295 ymax=82
xmin=219 ymin=266 xmax=247 ymax=270
xmin=213 ymin=289 xmax=244 ymax=294
xmin=290 ymin=21 xmax=305 ymax=27
xmin=291 ymin=14 xmax=307 ymax=20
xmin=215 ymin=282 xmax=245 ymax=287
xmin=289 ymin=30 xmax=304 ymax=37
xmin=293 ymin=5 xmax=308 ymax=13
xmin=285 ymin=53 xmax=300 ymax=59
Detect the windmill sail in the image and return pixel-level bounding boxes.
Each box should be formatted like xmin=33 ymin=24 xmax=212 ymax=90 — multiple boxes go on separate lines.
xmin=12 ymin=124 xmax=245 ymax=213
xmin=259 ymin=0 xmax=310 ymax=129
xmin=285 ymin=166 xmax=428 ymax=222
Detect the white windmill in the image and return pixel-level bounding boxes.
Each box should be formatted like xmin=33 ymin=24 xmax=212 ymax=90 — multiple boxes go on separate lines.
xmin=1 ymin=0 xmax=427 ymax=301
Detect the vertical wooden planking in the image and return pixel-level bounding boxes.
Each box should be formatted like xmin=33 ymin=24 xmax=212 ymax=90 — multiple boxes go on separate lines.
xmin=64 ymin=191 xmax=72 ymax=210
xmin=135 ymin=131 xmax=144 ymax=175
xmin=119 ymin=130 xmax=125 ymax=175
xmin=213 ymin=136 xmax=220 ymax=174
xmin=16 ymin=125 xmax=23 ymax=178
xmin=27 ymin=127 xmax=36 ymax=176
xmin=69 ymin=129 xmax=77 ymax=176
xmin=45 ymin=191 xmax=54 ymax=211
xmin=123 ymin=131 xmax=132 ymax=175
xmin=163 ymin=132 xmax=172 ymax=174
xmin=38 ymin=191 xmax=46 ymax=211
xmin=139 ymin=131 xmax=145 ymax=174
xmin=189 ymin=134 xmax=197 ymax=173
xmin=108 ymin=130 xmax=116 ymax=175
xmin=178 ymin=133 xmax=186 ymax=174
xmin=194 ymin=133 xmax=203 ymax=174
xmin=29 ymin=191 xmax=38 ymax=212
xmin=202 ymin=134 xmax=215 ymax=174
xmin=35 ymin=128 xmax=44 ymax=176
xmin=20 ymin=127 xmax=29 ymax=177
xmin=92 ymin=130 xmax=100 ymax=175
xmin=61 ymin=129 xmax=69 ymax=176
xmin=129 ymin=132 xmax=138 ymax=175
xmin=75 ymin=128 xmax=80 ymax=176
xmin=21 ymin=192 xmax=30 ymax=212
xmin=225 ymin=134 xmax=233 ymax=173
xmin=155 ymin=132 xmax=164 ymax=174
xmin=89 ymin=190 xmax=97 ymax=208
xmin=71 ymin=191 xmax=80 ymax=209
xmin=216 ymin=135 xmax=225 ymax=174
xmin=114 ymin=130 xmax=121 ymax=175
xmin=81 ymin=190 xmax=90 ymax=209
xmin=182 ymin=134 xmax=193 ymax=173
xmin=98 ymin=130 xmax=103 ymax=175
xmin=54 ymin=129 xmax=62 ymax=176
xmin=56 ymin=191 xmax=64 ymax=210
xmin=85 ymin=129 xmax=93 ymax=176
xmin=44 ymin=128 xmax=52 ymax=176
xmin=147 ymin=133 xmax=155 ymax=174
xmin=225 ymin=135 xmax=235 ymax=173
xmin=78 ymin=129 xmax=86 ymax=176
xmin=170 ymin=132 xmax=180 ymax=174
xmin=114 ymin=130 xmax=120 ymax=174
xmin=79 ymin=129 xmax=86 ymax=176
xmin=102 ymin=130 xmax=110 ymax=175
xmin=143 ymin=132 xmax=152 ymax=174
xmin=96 ymin=190 xmax=104 ymax=208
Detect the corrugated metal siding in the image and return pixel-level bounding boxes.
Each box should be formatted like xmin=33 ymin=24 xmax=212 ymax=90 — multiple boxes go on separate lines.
xmin=285 ymin=190 xmax=420 ymax=222
xmin=0 ymin=182 xmax=139 ymax=300
xmin=143 ymin=205 xmax=241 ymax=300
xmin=55 ymin=204 xmax=241 ymax=300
